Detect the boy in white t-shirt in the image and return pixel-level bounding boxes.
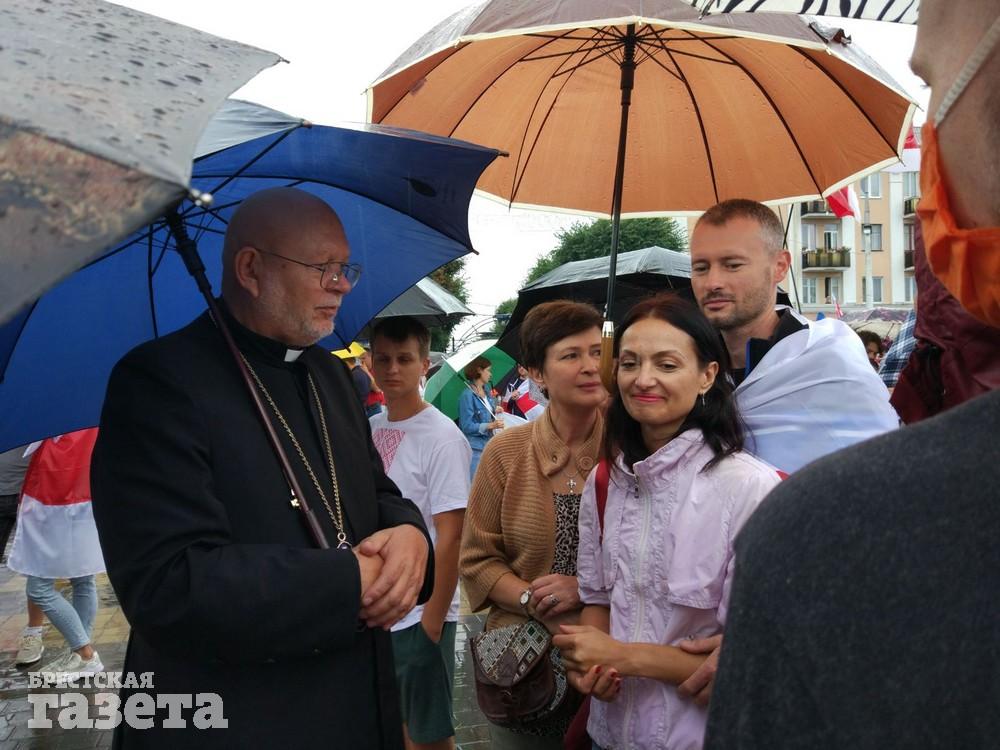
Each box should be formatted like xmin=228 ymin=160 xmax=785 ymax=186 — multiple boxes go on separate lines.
xmin=369 ymin=317 xmax=470 ymax=750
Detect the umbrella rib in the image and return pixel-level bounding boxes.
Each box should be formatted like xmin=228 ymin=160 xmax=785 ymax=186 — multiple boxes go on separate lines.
xmin=379 ymin=44 xmax=467 ymax=121
xmin=788 ymin=46 xmax=899 ymax=155
xmin=88 ymin=219 xmax=169 ymax=268
xmin=526 ymin=32 xmax=624 ymax=44
xmin=643 ymin=34 xmax=741 ymax=43
xmin=647 ymin=32 xmax=721 ymax=204
xmin=197 ymin=126 xmax=302 ymax=199
xmin=640 ymin=47 xmax=684 ymax=82
xmin=444 ymin=27 xmax=584 ymax=140
xmin=191 ymin=174 xmax=477 ymax=248
xmin=522 ymin=39 xmax=624 ymax=64
xmin=94 ymin=130 xmax=304 ymax=263
xmin=641 ymin=41 xmax=738 ymax=67
xmin=509 ymin=29 xmax=621 ymax=205
xmin=550 ymin=45 xmax=626 ymax=78
xmin=146 ymin=232 xmax=160 ymax=339
xmin=181 ymin=179 xmax=308 ymax=222
xmin=691 ymin=31 xmax=825 ymax=196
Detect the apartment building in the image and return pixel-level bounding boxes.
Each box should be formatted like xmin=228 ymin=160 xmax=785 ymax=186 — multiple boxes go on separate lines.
xmin=683 ymin=134 xmax=920 ymax=318
xmin=789 ymin=164 xmax=919 ymax=315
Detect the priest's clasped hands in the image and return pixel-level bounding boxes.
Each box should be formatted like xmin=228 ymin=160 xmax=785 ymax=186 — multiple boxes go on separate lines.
xmin=353 ymin=524 xmax=429 ymax=629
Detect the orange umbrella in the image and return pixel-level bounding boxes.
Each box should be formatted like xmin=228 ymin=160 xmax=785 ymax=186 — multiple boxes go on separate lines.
xmin=368 ymin=1 xmax=916 ymax=383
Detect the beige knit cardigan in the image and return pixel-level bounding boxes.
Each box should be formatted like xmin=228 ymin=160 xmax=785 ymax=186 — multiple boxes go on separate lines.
xmin=459 ymin=408 xmax=604 ymax=630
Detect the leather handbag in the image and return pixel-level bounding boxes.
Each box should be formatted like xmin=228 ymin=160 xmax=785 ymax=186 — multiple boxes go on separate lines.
xmin=470 ymin=617 xmax=569 ymax=726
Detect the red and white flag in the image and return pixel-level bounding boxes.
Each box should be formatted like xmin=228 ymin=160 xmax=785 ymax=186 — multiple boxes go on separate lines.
xmin=833 ymin=295 xmax=844 ymax=319
xmin=826 ymin=185 xmax=861 ymax=220
xmin=511 ymin=391 xmax=544 ymax=421
xmin=7 ymin=428 xmax=105 ymax=578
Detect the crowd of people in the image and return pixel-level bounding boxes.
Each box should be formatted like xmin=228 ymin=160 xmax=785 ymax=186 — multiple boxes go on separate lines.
xmin=1 ymin=1 xmax=996 ymax=748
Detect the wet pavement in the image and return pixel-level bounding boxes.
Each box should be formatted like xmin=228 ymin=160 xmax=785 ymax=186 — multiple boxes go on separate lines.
xmin=0 ymin=564 xmax=491 ymax=749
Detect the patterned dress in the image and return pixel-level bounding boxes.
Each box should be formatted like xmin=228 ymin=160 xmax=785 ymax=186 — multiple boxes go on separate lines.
xmin=512 ymin=490 xmax=583 ymax=739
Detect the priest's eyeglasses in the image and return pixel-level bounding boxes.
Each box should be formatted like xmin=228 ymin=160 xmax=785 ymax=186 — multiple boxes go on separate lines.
xmin=255 ymin=247 xmax=363 ymax=289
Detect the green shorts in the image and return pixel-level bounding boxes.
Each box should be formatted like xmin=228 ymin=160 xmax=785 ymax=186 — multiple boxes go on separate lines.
xmin=391 ymin=620 xmax=457 ymax=743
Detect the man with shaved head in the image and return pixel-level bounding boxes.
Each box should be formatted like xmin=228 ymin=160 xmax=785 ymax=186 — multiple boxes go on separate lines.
xmin=704 ymin=2 xmax=1000 ymax=747
xmin=92 ymin=187 xmax=433 ymax=748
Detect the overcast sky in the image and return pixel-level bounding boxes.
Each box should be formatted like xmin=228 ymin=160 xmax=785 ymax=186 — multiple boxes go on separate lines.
xmin=117 ymin=0 xmax=929 ymax=337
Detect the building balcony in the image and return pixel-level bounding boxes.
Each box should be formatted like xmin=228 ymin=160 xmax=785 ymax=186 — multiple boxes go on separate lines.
xmin=905 ymin=249 xmax=915 ymax=270
xmin=801 ymin=200 xmax=833 ymax=217
xmin=904 ymin=196 xmax=918 ymax=217
xmin=802 ymin=248 xmax=851 ymax=269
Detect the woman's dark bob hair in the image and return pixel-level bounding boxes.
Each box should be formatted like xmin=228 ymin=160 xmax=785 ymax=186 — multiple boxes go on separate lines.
xmin=603 ymin=293 xmax=744 ymax=472
xmin=519 ymin=300 xmax=604 ymax=372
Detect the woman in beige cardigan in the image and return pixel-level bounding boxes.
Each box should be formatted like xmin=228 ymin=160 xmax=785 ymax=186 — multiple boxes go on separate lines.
xmin=460 ymin=300 xmax=607 ymax=750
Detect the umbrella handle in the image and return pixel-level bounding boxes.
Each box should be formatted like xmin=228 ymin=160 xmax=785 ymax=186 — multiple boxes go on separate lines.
xmin=600 ymin=320 xmax=615 ymax=393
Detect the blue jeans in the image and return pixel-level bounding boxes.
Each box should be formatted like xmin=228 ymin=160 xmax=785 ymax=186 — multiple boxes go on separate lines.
xmin=470 ymin=447 xmax=483 ymax=481
xmin=26 ymin=575 xmax=97 ymax=651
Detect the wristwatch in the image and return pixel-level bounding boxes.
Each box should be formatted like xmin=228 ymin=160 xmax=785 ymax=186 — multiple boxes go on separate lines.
xmin=519 ymin=588 xmax=532 ymax=615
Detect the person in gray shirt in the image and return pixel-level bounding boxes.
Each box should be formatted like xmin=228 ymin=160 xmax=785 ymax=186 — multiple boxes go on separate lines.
xmin=0 ymin=445 xmax=31 ymax=561
xmin=704 ymin=1 xmax=1000 ymax=747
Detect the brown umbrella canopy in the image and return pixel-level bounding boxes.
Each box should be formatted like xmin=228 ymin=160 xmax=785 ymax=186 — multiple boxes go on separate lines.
xmin=368 ymin=1 xmax=916 ymax=217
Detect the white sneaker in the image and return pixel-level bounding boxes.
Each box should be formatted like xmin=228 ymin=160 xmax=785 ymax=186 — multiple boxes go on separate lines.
xmin=40 ymin=650 xmax=103 ymax=683
xmin=72 ymin=650 xmax=104 ymax=682
xmin=15 ymin=634 xmax=44 ymax=666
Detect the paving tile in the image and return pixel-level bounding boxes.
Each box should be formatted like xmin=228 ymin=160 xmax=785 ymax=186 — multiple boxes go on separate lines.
xmin=0 ymin=568 xmax=496 ymax=748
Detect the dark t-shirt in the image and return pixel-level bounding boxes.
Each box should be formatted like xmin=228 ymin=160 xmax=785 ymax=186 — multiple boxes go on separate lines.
xmin=350 ymin=364 xmax=371 ymax=406
xmin=705 ymin=388 xmax=1000 ymax=749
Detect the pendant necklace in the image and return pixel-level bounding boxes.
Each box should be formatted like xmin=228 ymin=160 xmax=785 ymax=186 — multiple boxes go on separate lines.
xmin=564 ymin=471 xmax=579 ymax=492
xmin=563 ymin=455 xmax=581 ymax=492
xmin=241 ymin=354 xmax=350 ymax=550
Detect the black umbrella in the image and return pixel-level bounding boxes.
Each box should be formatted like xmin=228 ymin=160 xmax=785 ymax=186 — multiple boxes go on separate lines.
xmin=370 ymin=277 xmax=475 ymax=329
xmin=0 ymin=0 xmax=279 ymax=324
xmin=497 ymin=246 xmax=692 ymax=359
xmin=496 ymin=244 xmax=793 ymax=359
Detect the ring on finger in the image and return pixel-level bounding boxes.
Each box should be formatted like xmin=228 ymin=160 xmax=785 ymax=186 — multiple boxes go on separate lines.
xmin=548 ymin=594 xmax=559 ymax=605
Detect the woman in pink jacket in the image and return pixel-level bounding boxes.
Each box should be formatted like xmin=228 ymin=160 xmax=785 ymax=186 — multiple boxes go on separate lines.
xmin=554 ymin=295 xmax=781 ymax=750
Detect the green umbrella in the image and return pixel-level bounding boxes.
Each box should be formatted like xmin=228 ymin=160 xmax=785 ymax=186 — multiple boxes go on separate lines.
xmin=424 ymin=339 xmax=515 ymax=420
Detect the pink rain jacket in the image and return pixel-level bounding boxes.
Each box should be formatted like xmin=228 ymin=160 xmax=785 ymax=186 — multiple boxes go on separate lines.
xmin=578 ymin=429 xmax=781 ymax=750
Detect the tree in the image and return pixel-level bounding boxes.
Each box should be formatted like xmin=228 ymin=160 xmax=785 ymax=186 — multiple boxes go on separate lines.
xmin=490 ymin=217 xmax=688 ymax=335
xmin=427 ymin=258 xmax=469 ymax=351
xmin=524 ymin=217 xmax=687 ymax=285
xmin=490 ymin=296 xmax=517 ymax=337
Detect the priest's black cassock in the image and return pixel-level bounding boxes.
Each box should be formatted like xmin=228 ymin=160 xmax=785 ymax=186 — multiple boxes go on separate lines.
xmin=91 ymin=305 xmax=433 ymax=749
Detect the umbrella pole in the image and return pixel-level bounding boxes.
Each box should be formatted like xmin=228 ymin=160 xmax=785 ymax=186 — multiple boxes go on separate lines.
xmin=600 ymin=23 xmax=637 ymax=391
xmin=781 ymin=206 xmax=803 ymax=314
xmin=165 ymin=210 xmax=332 ymax=550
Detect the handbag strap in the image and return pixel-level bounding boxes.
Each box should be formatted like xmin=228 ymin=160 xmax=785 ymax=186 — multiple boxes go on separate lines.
xmin=595 ymin=457 xmax=609 ymax=544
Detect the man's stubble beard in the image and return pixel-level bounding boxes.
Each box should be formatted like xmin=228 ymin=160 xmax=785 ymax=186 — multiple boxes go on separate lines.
xmin=257 ymin=283 xmax=334 ymax=347
xmin=705 ymin=270 xmax=775 ymax=332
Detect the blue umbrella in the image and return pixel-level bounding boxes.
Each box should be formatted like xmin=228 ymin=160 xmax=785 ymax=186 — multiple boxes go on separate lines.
xmin=0 ymin=100 xmax=499 ymax=452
